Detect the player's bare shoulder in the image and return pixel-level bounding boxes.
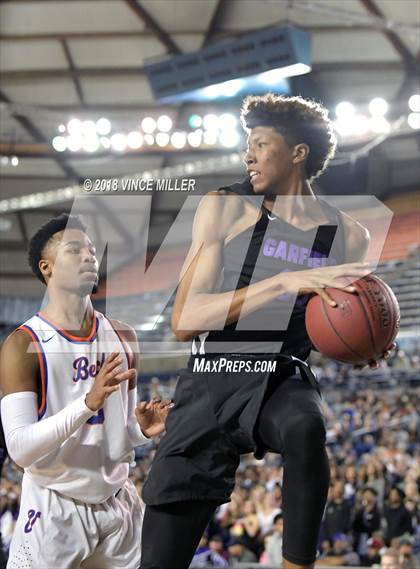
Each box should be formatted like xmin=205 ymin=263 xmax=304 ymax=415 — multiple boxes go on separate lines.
xmin=0 ymin=328 xmax=38 ymax=363
xmin=108 ymin=318 xmax=137 ymax=344
xmin=340 ymin=211 xmax=371 ymax=261
xmin=0 ymin=328 xmax=39 ymax=394
xmin=198 ymin=189 xmax=255 ymax=245
xmin=108 ymin=318 xmax=138 ymax=379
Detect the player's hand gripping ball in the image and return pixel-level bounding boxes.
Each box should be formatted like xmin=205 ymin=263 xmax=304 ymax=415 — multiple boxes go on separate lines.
xmin=305 ymin=274 xmax=399 ymax=367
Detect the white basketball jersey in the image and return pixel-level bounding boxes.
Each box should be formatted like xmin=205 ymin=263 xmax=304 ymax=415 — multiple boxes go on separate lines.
xmin=18 ymin=310 xmax=135 ymax=503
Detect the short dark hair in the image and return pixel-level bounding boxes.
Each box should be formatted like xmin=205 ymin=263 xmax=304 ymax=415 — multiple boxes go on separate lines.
xmin=28 ymin=213 xmax=87 ymax=284
xmin=240 ymin=93 xmax=337 ymax=180
xmin=389 ymin=486 xmax=405 ymax=500
xmin=363 ymin=486 xmax=378 ymax=496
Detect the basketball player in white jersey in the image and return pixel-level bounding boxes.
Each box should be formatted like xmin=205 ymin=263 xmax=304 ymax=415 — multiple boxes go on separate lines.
xmin=0 ymin=214 xmax=170 ymax=569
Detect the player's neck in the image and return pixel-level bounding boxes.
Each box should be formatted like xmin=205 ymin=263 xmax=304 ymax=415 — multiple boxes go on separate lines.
xmin=263 ymin=178 xmax=317 ymax=222
xmin=41 ymin=294 xmax=94 ymax=332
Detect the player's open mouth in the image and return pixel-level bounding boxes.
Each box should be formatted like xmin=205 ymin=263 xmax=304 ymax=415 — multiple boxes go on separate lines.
xmin=248 ymin=171 xmax=261 ymax=181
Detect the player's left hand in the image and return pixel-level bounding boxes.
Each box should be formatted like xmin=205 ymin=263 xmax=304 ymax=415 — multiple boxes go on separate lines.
xmin=353 ymin=342 xmax=397 ymax=370
xmin=135 ymin=397 xmax=173 ymax=438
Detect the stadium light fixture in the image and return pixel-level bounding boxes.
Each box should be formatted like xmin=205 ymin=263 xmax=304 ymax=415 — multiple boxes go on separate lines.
xmin=110 ymin=133 xmax=127 ymax=152
xmin=52 ymin=136 xmax=67 ymax=152
xmin=156 ymin=115 xmax=173 ymax=132
xmin=127 ymin=131 xmax=143 ymax=149
xmin=368 ymin=97 xmax=388 ymax=117
xmin=96 ymin=118 xmax=111 ymax=135
xmin=408 ymin=94 xmax=420 ymax=113
xmin=141 ymin=117 xmax=156 ymax=134
xmin=335 ymin=102 xmax=355 ymax=119
xmin=408 ymin=113 xmax=420 ymax=129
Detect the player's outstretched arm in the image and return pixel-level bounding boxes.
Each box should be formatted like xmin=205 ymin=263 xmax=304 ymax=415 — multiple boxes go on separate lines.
xmin=0 ymin=331 xmax=130 ymax=468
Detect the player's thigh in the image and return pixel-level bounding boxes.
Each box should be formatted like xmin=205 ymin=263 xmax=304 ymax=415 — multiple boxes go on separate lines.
xmin=7 ymin=475 xmax=91 ymax=569
xmin=82 ymin=479 xmax=143 ymax=569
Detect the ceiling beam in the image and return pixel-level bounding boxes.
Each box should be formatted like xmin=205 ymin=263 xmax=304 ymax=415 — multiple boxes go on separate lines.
xmin=0 ymin=90 xmax=82 ymax=181
xmin=359 ymin=0 xmax=419 ymax=123
xmin=0 ymin=25 xmax=398 ymax=43
xmin=0 ymin=66 xmax=146 ymax=80
xmin=123 ymin=0 xmax=181 ymax=55
xmin=0 ymin=30 xmax=202 ymax=41
xmin=20 ymin=102 xmax=177 ymax=112
xmin=0 ymin=60 xmax=404 ymax=82
xmin=202 ymin=0 xmax=226 ymax=47
xmin=60 ymin=39 xmax=85 ymax=104
xmin=359 ymin=0 xmax=417 ymax=69
xmin=16 ymin=211 xmax=29 ymax=246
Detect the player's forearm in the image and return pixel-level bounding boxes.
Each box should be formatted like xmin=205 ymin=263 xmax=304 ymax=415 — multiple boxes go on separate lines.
xmin=173 ymin=272 xmax=288 ymax=341
xmin=0 ymin=391 xmax=95 ymax=468
xmin=126 ymin=387 xmax=150 ymax=447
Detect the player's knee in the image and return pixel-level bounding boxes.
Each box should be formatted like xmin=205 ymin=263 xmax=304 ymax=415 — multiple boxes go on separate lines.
xmin=283 ymin=413 xmax=326 ymax=459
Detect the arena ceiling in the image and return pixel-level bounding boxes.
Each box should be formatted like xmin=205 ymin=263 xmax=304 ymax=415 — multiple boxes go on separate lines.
xmin=0 ymin=0 xmax=419 ymax=295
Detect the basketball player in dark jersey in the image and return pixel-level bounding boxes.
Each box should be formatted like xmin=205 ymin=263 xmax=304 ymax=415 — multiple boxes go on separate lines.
xmin=140 ymin=94 xmax=394 ymax=568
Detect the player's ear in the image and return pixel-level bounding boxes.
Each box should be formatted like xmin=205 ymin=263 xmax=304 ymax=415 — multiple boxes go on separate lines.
xmin=292 ymin=143 xmax=309 ymax=165
xmin=39 ymin=259 xmax=52 ymax=281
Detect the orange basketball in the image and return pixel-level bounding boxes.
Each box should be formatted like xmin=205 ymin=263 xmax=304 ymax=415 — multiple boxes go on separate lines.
xmin=305 ymin=274 xmax=400 ymax=365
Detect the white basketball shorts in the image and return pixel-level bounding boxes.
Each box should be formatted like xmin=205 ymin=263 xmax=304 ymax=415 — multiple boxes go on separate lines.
xmin=7 ymin=473 xmax=143 ymax=569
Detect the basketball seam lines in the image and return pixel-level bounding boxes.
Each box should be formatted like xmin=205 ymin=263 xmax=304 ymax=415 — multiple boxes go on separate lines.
xmin=380 ymin=280 xmax=398 ymax=349
xmin=320 ymin=297 xmax=365 ymax=362
xmin=354 ymin=280 xmax=377 ymax=356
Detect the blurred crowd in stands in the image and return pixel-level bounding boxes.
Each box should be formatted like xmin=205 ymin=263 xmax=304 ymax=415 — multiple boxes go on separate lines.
xmin=1 ymin=353 xmax=419 ymax=567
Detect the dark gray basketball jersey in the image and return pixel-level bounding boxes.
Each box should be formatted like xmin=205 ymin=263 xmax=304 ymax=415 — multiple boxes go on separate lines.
xmin=202 ymin=179 xmax=347 ymax=357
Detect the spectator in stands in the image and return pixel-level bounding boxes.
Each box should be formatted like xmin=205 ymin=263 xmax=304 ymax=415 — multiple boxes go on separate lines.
xmin=404 ymin=498 xmax=419 ymax=530
xmin=381 ymin=548 xmax=402 ymax=569
xmin=265 ymin=513 xmax=283 ymax=567
xmin=359 ymin=536 xmax=384 ymax=566
xmin=343 ymin=464 xmax=358 ymax=504
xmin=321 ymin=533 xmax=360 ymax=566
xmin=226 ymin=537 xmax=257 ymax=566
xmin=393 ymin=350 xmax=411 ymax=370
xmin=208 ymin=535 xmax=229 ymax=563
xmin=318 ymin=538 xmax=334 ymax=559
xmin=322 ymin=480 xmax=353 ymax=541
xmin=404 ymin=482 xmax=420 ymax=506
xmin=384 ymin=487 xmax=414 ymax=543
xmin=256 ymin=491 xmax=282 ymax=537
xmin=190 ymin=535 xmax=228 ymax=568
xmin=365 ymin=459 xmax=386 ymax=503
xmin=399 ymin=535 xmax=420 ymax=569
xmin=234 ymin=499 xmax=261 ymax=557
xmin=352 ymin=486 xmax=381 ymax=551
